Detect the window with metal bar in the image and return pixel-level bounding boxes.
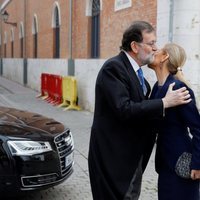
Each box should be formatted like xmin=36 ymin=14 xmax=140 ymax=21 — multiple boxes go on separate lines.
xmin=91 ymin=0 xmax=100 ymax=58
xmin=53 ymin=7 xmax=60 ymax=58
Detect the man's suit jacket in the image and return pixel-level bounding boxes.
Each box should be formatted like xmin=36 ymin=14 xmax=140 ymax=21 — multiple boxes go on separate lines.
xmin=88 ymin=51 xmax=163 ymax=199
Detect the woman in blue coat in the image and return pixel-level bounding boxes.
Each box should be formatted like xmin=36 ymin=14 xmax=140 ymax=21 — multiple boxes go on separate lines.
xmin=149 ymin=43 xmax=200 ymax=200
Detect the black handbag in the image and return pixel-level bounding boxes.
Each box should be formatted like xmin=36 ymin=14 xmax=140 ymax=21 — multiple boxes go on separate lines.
xmin=175 ymin=152 xmax=192 ymax=179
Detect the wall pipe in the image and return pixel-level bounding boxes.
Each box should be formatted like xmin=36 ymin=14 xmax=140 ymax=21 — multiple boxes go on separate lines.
xmin=23 ymin=0 xmax=27 ymax=85
xmin=168 ymin=0 xmax=174 ymax=42
xmin=68 ymin=0 xmax=74 ymax=75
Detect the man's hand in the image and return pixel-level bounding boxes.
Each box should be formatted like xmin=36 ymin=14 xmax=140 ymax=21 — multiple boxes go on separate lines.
xmin=162 ymin=82 xmax=191 ymax=108
xmin=191 ymin=170 xmax=200 ymax=180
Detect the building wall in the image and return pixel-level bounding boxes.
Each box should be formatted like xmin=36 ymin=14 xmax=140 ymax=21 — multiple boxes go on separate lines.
xmin=2 ymin=58 xmax=24 ymax=84
xmin=100 ymin=0 xmax=157 ymax=58
xmin=0 ymin=0 xmax=157 ymax=59
xmin=1 ymin=58 xmax=105 ymax=112
xmin=2 ymin=0 xmax=200 ymax=112
xmin=73 ymin=0 xmax=91 ymax=58
xmin=0 ymin=0 xmax=71 ymax=58
xmin=0 ymin=1 xmax=24 ymax=58
xmin=157 ymin=0 xmax=200 ymax=106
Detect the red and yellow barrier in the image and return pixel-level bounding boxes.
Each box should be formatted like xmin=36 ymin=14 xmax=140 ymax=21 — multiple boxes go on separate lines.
xmin=38 ymin=73 xmax=81 ymax=110
xmin=37 ymin=73 xmax=50 ymax=99
xmin=58 ymin=76 xmax=81 ymax=111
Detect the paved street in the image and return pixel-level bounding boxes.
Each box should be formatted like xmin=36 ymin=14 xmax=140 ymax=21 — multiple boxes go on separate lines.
xmin=0 ymin=77 xmax=158 ymax=200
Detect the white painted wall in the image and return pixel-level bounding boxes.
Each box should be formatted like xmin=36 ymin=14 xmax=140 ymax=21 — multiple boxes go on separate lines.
xmin=157 ymin=0 xmax=200 ymax=104
xmin=75 ymin=59 xmax=105 ymax=112
xmin=3 ymin=59 xmax=24 ymax=84
xmin=2 ymin=58 xmax=106 ymax=112
xmin=27 ymin=59 xmax=68 ymax=91
xmin=2 ymin=1 xmax=200 ymax=112
xmin=156 ymin=0 xmax=170 ymax=47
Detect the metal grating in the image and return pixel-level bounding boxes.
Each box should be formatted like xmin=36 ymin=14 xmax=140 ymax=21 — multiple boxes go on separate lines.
xmin=54 ymin=130 xmax=73 ymax=176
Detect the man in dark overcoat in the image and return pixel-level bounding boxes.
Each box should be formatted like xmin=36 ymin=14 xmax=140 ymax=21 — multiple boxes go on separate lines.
xmin=88 ymin=21 xmax=191 ymax=200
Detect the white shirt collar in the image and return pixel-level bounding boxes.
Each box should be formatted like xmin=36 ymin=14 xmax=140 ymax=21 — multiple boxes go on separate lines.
xmin=123 ymin=51 xmax=140 ymax=73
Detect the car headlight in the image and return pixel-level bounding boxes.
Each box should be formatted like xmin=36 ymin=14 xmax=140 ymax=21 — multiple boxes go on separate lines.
xmin=7 ymin=141 xmax=52 ymax=156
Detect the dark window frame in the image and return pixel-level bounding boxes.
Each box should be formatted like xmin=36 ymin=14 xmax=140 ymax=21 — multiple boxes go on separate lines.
xmin=11 ymin=41 xmax=14 ymax=58
xmin=91 ymin=0 xmax=100 ymax=58
xmin=33 ymin=34 xmax=38 ymax=58
xmin=53 ymin=6 xmax=60 ymax=58
xmin=4 ymin=43 xmax=6 ymax=58
xmin=33 ymin=18 xmax=38 ymax=58
xmin=20 ymin=38 xmax=23 ymax=58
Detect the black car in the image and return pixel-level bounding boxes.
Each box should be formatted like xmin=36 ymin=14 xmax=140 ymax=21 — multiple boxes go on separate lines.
xmin=0 ymin=106 xmax=74 ymax=196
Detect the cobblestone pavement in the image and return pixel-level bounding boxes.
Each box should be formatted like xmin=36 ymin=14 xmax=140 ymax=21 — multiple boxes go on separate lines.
xmin=0 ymin=77 xmax=158 ymax=200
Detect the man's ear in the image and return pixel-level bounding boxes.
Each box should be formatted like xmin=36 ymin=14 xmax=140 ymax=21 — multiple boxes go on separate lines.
xmin=161 ymin=52 xmax=169 ymax=63
xmin=130 ymin=41 xmax=139 ymax=53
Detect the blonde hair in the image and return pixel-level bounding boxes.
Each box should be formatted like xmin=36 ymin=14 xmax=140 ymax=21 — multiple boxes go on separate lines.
xmin=163 ymin=43 xmax=190 ymax=87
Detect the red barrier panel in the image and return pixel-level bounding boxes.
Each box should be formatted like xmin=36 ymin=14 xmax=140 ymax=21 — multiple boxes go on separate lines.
xmin=52 ymin=75 xmax=62 ymax=105
xmin=37 ymin=73 xmax=49 ymax=98
xmin=45 ymin=74 xmax=54 ymax=102
xmin=45 ymin=74 xmax=62 ymax=106
xmin=38 ymin=73 xmax=62 ymax=106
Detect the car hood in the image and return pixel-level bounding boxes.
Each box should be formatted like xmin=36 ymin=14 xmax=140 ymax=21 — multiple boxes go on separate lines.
xmin=0 ymin=106 xmax=65 ymax=137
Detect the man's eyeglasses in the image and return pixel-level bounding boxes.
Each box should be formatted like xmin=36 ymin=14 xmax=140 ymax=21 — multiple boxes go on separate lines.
xmin=136 ymin=41 xmax=157 ymax=48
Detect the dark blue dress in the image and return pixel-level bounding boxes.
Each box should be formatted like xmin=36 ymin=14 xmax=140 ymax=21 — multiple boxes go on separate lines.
xmin=150 ymin=75 xmax=200 ymax=200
